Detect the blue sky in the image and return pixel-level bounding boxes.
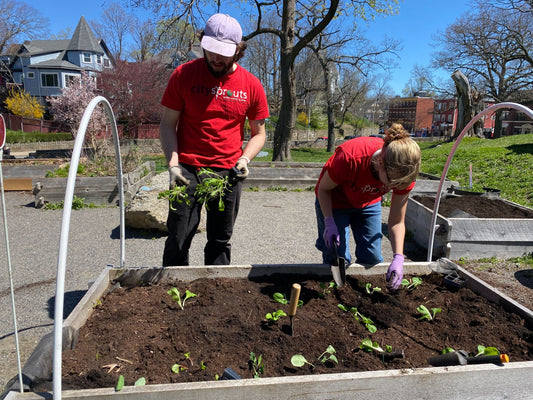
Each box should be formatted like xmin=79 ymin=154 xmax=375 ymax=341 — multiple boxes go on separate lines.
xmin=24 ymin=0 xmax=474 ymax=95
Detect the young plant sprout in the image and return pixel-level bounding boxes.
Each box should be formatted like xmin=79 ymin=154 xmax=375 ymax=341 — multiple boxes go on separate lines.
xmin=249 ymin=352 xmax=265 ymax=378
xmin=338 ymin=304 xmax=377 ymax=333
xmin=171 ymin=364 xmax=187 ymax=374
xmin=365 ymin=282 xmax=382 ymax=294
xmin=319 ymin=281 xmax=336 ymax=297
xmin=134 ymin=377 xmax=146 ymax=386
xmin=167 ymin=287 xmax=197 ymax=310
xmin=401 ymin=276 xmax=423 ymax=291
xmin=265 ymin=309 xmax=287 ymax=322
xmin=417 ymin=304 xmax=442 ymax=321
xmin=318 ymin=345 xmax=338 ymax=364
xmin=359 ymin=338 xmax=385 ymax=353
xmin=273 ymin=292 xmax=303 ymax=307
xmin=291 ymin=354 xmax=314 ymax=368
xmin=475 ymin=345 xmax=500 ymax=357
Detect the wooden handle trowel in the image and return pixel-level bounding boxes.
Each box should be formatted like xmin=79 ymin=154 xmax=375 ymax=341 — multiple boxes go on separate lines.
xmin=288 ymin=283 xmax=301 ymax=336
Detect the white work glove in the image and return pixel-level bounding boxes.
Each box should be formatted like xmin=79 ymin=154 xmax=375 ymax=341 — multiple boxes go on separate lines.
xmin=168 ymin=165 xmax=190 ymax=189
xmin=234 ymin=156 xmax=250 ymax=179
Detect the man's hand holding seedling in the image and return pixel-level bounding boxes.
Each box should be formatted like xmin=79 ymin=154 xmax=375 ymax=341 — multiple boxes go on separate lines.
xmin=169 ymin=165 xmax=190 ymax=188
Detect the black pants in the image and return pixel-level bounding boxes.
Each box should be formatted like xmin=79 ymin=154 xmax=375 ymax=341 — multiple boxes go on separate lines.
xmin=162 ymin=163 xmax=242 ymax=266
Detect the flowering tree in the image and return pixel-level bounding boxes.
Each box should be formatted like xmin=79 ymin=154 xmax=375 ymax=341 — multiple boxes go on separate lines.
xmin=47 ymin=71 xmax=108 ymax=151
xmin=99 ymin=59 xmax=170 ymax=135
xmin=5 ymin=88 xmax=44 ymax=118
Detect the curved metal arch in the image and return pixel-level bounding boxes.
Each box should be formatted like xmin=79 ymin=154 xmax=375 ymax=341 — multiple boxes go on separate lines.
xmin=52 ymin=96 xmax=125 ymax=399
xmin=427 ymin=102 xmax=533 ymax=261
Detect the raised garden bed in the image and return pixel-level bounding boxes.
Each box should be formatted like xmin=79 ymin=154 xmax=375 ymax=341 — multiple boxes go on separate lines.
xmin=406 ymin=194 xmax=533 ymax=259
xmin=5 ymin=263 xmax=532 ymax=400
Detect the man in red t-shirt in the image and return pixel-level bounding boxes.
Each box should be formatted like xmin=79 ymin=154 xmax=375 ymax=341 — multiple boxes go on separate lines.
xmin=315 ymin=124 xmax=420 ymax=289
xmin=160 ymin=13 xmax=269 ymax=266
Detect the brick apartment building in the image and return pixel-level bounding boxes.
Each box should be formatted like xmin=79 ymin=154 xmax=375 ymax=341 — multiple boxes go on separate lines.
xmin=386 ymin=95 xmax=434 ymax=135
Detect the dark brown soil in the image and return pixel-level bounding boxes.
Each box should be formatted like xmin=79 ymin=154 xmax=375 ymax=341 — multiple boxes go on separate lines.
xmin=61 ymin=273 xmax=532 ymax=389
xmin=413 ymin=195 xmax=533 ymax=219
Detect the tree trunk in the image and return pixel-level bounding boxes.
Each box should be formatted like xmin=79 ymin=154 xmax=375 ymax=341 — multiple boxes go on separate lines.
xmin=451 ymin=70 xmax=473 ymax=139
xmin=272 ymin=0 xmax=296 ymax=161
xmin=324 ymin=64 xmax=336 ymax=152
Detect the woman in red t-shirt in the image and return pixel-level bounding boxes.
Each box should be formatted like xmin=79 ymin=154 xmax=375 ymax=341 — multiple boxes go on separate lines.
xmin=315 ymin=123 xmax=421 ymax=290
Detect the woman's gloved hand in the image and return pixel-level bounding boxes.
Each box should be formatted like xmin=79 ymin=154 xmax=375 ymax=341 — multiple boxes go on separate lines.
xmin=386 ymin=253 xmax=404 ymax=290
xmin=323 ymin=216 xmax=340 ymax=249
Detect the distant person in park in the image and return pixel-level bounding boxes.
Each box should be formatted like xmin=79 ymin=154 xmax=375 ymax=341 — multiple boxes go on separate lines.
xmin=159 ymin=13 xmax=269 ymax=266
xmin=315 ymin=123 xmax=421 ymax=290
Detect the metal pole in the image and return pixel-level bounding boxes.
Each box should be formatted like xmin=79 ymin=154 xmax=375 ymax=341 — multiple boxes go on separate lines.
xmin=52 ymin=97 xmax=124 ymax=399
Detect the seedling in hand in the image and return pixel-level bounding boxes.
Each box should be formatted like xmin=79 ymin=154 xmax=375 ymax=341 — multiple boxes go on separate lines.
xmin=158 ymin=185 xmax=191 ymax=210
xmin=365 ymin=282 xmax=382 ymax=294
xmin=195 ymin=168 xmax=230 ymax=211
xmin=417 ymin=304 xmax=441 ymax=321
xmin=249 ymin=352 xmax=265 ymax=378
xmin=401 ymin=276 xmax=423 ymax=291
xmin=265 ymin=309 xmax=287 ymax=322
xmin=167 ymin=287 xmax=197 ymax=310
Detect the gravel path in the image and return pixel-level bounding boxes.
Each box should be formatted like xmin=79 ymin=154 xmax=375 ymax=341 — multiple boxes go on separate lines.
xmin=0 ymin=189 xmax=423 ymax=392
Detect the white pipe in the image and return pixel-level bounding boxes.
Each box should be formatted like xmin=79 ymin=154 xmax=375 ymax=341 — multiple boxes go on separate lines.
xmin=0 ymin=132 xmax=24 ymax=393
xmin=52 ymin=97 xmax=125 ymax=399
xmin=427 ymin=102 xmax=533 ymax=261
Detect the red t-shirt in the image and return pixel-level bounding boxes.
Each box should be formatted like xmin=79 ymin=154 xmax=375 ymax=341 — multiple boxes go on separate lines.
xmin=315 ymin=137 xmax=415 ymax=209
xmin=161 ymin=58 xmax=269 ymax=168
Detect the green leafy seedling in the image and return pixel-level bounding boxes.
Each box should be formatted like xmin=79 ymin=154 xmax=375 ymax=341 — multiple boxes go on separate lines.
xmin=417 ymin=304 xmax=442 ymax=321
xmin=401 ymin=276 xmax=423 ymax=291
xmin=291 ymin=354 xmax=314 ymax=368
xmin=249 ymin=352 xmax=265 ymax=378
xmin=475 ymin=345 xmax=500 ymax=357
xmin=319 ymin=281 xmax=336 ymax=297
xmin=195 ymin=168 xmax=230 ymax=211
xmin=158 ymin=185 xmax=191 ymax=210
xmin=273 ymin=292 xmax=288 ymax=304
xmin=359 ymin=338 xmax=385 ymax=353
xmin=441 ymin=346 xmax=455 ymax=354
xmin=134 ymin=377 xmax=146 ymax=386
xmin=365 ymin=282 xmax=382 ymax=294
xmin=265 ymin=309 xmax=287 ymax=322
xmin=115 ymin=375 xmax=125 ymax=391
xmin=167 ymin=287 xmax=197 ymax=310
xmin=338 ymin=304 xmax=377 ymax=333
xmin=318 ymin=345 xmax=338 ymax=365
xmin=171 ymin=363 xmax=187 ymax=374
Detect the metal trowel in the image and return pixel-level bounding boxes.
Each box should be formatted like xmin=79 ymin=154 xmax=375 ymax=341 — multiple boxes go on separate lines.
xmin=330 ymin=243 xmax=346 ymax=288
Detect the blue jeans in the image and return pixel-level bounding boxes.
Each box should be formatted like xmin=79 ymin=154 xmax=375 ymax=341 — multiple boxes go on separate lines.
xmin=315 ymin=199 xmax=383 ymax=266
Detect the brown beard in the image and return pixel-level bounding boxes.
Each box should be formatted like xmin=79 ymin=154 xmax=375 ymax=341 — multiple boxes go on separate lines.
xmin=204 ymin=52 xmax=234 ymax=77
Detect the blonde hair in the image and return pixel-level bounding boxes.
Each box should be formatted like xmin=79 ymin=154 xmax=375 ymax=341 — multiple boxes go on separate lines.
xmin=382 ymin=123 xmax=421 ymax=190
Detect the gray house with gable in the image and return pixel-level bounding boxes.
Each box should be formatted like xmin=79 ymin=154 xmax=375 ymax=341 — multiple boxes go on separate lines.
xmin=6 ymin=16 xmax=114 ymax=107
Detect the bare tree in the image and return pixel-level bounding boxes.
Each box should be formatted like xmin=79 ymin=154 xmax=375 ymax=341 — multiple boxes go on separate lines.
xmin=0 ymin=0 xmax=49 ymax=54
xmin=91 ymin=2 xmax=135 ymax=60
xmin=129 ymin=0 xmax=399 ymax=161
xmin=432 ymin=5 xmax=533 ymax=137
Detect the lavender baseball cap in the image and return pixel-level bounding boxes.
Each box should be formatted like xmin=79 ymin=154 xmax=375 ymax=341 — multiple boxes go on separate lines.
xmin=201 ymin=13 xmax=242 ymax=57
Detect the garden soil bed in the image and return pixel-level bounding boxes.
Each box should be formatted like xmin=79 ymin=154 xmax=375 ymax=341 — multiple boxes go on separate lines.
xmin=412 ymin=195 xmax=533 ymax=219
xmin=61 ymin=273 xmax=532 ymax=389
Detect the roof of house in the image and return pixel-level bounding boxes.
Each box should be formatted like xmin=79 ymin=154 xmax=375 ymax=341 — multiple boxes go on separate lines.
xmin=9 ymin=16 xmax=106 ymax=70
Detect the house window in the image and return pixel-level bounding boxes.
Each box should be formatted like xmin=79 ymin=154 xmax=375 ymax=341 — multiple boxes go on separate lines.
xmin=41 ymin=73 xmax=59 ymax=87
xmin=96 ymin=55 xmax=102 ymax=64
xmin=64 ymin=74 xmax=79 ymax=87
xmin=83 ymin=53 xmax=91 ymax=63
xmin=27 ymin=72 xmax=35 ymax=79
xmin=103 ymin=58 xmax=110 ymax=68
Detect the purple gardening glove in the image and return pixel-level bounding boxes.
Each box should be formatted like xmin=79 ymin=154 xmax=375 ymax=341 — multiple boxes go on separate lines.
xmin=386 ymin=253 xmax=404 ymax=290
xmin=323 ymin=216 xmax=340 ymax=249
